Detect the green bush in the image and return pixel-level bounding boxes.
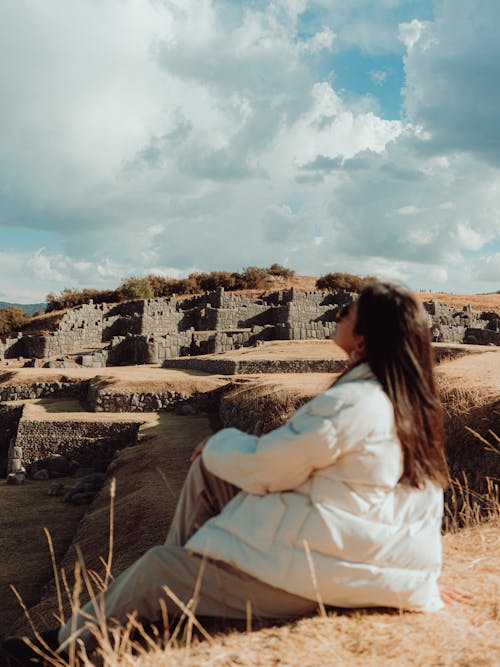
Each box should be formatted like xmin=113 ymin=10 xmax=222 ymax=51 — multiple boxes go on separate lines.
xmin=118 ymin=276 xmax=154 ymax=301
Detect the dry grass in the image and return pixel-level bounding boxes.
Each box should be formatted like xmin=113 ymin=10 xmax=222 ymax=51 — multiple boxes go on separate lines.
xmin=4 ymin=351 xmax=500 ymax=666
xmin=265 ymin=275 xmax=500 ymax=313
xmin=0 ymin=479 xmax=87 ymax=630
xmin=435 ymin=350 xmax=500 ymax=395
xmin=18 ymin=399 xmax=156 ymax=423
xmin=18 ymin=309 xmax=67 ymax=335
xmin=10 ymin=412 xmax=214 ymax=636
xmin=131 ymin=518 xmax=500 ymax=667
xmin=413 ymin=291 xmax=500 ymax=313
xmin=0 ymin=364 xmax=230 ymax=396
xmin=11 ymin=517 xmax=500 ymax=667
xmin=220 ymin=373 xmax=335 ymax=434
xmin=211 ymin=339 xmax=349 ymax=362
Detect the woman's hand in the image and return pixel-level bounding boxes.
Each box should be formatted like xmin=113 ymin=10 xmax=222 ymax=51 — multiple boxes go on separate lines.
xmin=439 ymin=583 xmax=474 ymax=605
xmin=190 ymin=436 xmax=211 ymax=462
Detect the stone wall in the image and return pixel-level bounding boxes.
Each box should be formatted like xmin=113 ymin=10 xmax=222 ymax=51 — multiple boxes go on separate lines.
xmin=87 ymin=385 xmax=225 ymax=413
xmin=0 ymin=380 xmax=88 ymax=402
xmin=163 ymin=357 xmax=348 ymax=375
xmin=464 ymin=328 xmax=500 ymax=345
xmin=423 ymin=301 xmax=493 ymax=344
xmin=2 ymin=289 xmax=498 ymax=364
xmin=10 ymin=420 xmax=142 ymax=471
xmin=275 ymin=321 xmax=335 ymax=340
xmin=163 ymin=357 xmax=239 ymax=375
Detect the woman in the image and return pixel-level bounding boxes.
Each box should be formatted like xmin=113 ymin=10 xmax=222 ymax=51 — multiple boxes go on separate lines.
xmin=2 ymin=281 xmax=471 ymax=662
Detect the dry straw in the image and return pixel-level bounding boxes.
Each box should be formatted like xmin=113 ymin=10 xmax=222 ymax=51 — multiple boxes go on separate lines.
xmin=10 ymin=431 xmax=500 ymax=667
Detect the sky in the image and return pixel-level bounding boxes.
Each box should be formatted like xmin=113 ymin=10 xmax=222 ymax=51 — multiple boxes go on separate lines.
xmin=0 ymin=0 xmax=499 ymax=303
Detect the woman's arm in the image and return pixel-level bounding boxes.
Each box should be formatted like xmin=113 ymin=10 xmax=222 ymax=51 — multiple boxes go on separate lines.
xmin=200 ymin=386 xmax=363 ymax=495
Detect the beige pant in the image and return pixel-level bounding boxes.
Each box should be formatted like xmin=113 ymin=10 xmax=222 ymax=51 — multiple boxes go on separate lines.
xmin=58 ymin=457 xmax=315 ymax=647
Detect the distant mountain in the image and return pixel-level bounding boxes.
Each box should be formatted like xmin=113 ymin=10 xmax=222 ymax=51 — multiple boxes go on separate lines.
xmin=0 ymin=302 xmax=45 ymax=316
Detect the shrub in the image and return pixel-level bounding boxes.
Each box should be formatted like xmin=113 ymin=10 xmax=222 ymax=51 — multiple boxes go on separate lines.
xmin=316 ymin=272 xmax=367 ymax=293
xmin=46 ymin=288 xmax=120 ymax=312
xmin=45 ymin=264 xmax=299 ymax=313
xmin=267 ymin=263 xmax=296 ymax=279
xmin=0 ymin=306 xmax=30 ymax=338
xmin=196 ymin=271 xmax=238 ymax=291
xmin=146 ymin=275 xmax=181 ymax=298
xmin=237 ymin=266 xmax=271 ymax=289
xmin=118 ymin=276 xmax=154 ymax=301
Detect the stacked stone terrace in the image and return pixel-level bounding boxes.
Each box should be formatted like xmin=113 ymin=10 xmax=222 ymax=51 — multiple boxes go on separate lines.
xmin=423 ymin=300 xmax=500 ymax=345
xmin=0 ymin=288 xmax=498 ymax=367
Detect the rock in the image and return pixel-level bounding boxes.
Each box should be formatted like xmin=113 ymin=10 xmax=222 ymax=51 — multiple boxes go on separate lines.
xmin=46 ymin=455 xmax=72 ymax=475
xmin=179 ymin=403 xmax=197 ymax=416
xmin=67 ymin=491 xmax=96 ymax=505
xmin=33 ymin=469 xmax=50 ymax=481
xmin=49 ymin=469 xmax=70 ymax=479
xmin=48 ymin=481 xmax=65 ymax=496
xmin=7 ymin=472 xmax=25 ymax=485
xmin=67 ymin=473 xmax=106 ymax=498
xmin=74 ymin=467 xmax=95 ymax=478
xmin=84 ymin=472 xmax=106 ymax=488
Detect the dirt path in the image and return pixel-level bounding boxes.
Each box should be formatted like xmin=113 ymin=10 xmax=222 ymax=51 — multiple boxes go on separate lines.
xmin=436 ymin=349 xmax=500 ymax=394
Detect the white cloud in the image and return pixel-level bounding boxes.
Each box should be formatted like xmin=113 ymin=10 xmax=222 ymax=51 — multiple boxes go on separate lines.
xmin=398 ymin=19 xmax=428 ymax=52
xmin=395 ymin=205 xmax=419 ymax=215
xmin=370 ymin=69 xmax=388 ymax=86
xmin=475 ymin=253 xmax=500 ymax=283
xmin=26 ymin=249 xmax=67 ymax=282
xmin=301 ymin=27 xmax=336 ymax=53
xmin=0 ymin=0 xmax=499 ymax=302
xmin=402 ymin=0 xmax=500 ymax=163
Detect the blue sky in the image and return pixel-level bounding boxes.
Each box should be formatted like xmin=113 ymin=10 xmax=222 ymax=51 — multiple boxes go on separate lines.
xmin=0 ymin=0 xmax=499 ymax=302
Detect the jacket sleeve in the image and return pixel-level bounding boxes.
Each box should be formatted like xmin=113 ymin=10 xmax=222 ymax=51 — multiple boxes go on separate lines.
xmin=201 ymin=387 xmax=357 ymax=495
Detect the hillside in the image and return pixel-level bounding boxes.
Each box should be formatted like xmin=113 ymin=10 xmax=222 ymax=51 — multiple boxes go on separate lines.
xmin=7 ymin=280 xmax=500 ymax=337
xmin=3 ymin=346 xmax=498 ymax=666
xmin=0 ymin=301 xmax=45 ymax=316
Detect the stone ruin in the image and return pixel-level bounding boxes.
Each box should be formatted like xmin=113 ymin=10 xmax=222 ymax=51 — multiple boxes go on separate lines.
xmin=424 ymin=300 xmax=500 ymax=345
xmin=0 ymin=398 xmax=143 ymax=501
xmin=0 ymin=288 xmax=498 ymax=368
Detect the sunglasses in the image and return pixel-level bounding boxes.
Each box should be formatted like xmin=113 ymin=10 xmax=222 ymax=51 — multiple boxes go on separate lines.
xmin=336 ymin=303 xmax=351 ymax=322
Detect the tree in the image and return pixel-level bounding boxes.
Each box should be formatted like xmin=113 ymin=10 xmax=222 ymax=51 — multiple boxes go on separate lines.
xmin=0 ymin=306 xmax=29 ymax=338
xmin=238 ymin=266 xmax=270 ymax=289
xmin=267 ymin=263 xmax=296 ymax=279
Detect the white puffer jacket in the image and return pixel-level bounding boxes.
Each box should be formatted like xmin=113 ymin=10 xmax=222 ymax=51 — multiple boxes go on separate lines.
xmin=186 ymin=363 xmax=444 ymax=612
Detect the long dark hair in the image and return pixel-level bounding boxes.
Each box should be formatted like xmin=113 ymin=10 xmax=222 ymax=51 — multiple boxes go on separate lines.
xmin=353 ymin=281 xmax=448 ymax=489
